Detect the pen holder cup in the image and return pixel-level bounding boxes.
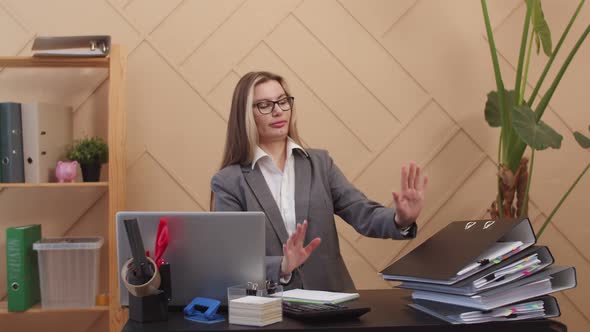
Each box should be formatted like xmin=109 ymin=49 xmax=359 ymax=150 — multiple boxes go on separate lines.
xmin=126 ymin=262 xmax=172 ymax=323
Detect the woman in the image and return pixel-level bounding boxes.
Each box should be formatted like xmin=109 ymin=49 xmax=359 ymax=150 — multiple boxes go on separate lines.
xmin=211 ymin=71 xmax=428 ymax=291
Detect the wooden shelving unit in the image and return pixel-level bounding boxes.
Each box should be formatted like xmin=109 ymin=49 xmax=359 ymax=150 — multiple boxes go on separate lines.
xmin=0 ymin=46 xmax=126 ymax=332
xmin=0 ymin=182 xmax=108 ymax=189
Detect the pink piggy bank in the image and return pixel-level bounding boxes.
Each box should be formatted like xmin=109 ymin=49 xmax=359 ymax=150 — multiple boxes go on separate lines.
xmin=55 ymin=161 xmax=78 ymax=183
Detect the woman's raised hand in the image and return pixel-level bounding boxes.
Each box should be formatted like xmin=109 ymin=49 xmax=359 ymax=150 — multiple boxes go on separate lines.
xmin=280 ymin=220 xmax=321 ymax=276
xmin=392 ymin=162 xmax=428 ymax=228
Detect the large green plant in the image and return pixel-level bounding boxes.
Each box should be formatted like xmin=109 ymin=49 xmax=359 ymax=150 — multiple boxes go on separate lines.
xmin=66 ymin=136 xmax=109 ymax=165
xmin=481 ymin=0 xmax=590 ymax=238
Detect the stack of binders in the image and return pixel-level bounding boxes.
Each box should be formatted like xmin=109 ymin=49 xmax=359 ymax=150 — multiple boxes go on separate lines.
xmin=380 ymin=218 xmax=577 ymax=324
xmin=228 ymin=296 xmax=282 ymax=327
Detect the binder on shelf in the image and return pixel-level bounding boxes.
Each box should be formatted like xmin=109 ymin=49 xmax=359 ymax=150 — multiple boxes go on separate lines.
xmin=411 ymin=266 xmax=576 ymax=311
xmin=380 ymin=218 xmax=536 ymax=285
xmin=0 ymin=102 xmax=25 ymax=183
xmin=396 ymin=246 xmax=555 ymax=296
xmin=32 ymin=35 xmax=111 ymax=57
xmin=409 ymin=295 xmax=561 ymax=324
xmin=21 ymin=102 xmax=73 ymax=183
xmin=5 ymin=224 xmax=42 ymax=312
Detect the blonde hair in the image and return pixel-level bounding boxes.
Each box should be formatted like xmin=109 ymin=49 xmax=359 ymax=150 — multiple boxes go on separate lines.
xmin=220 ymin=71 xmax=302 ymax=169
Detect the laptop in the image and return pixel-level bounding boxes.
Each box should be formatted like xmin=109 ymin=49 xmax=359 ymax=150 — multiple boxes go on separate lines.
xmin=116 ymin=211 xmax=266 ymax=306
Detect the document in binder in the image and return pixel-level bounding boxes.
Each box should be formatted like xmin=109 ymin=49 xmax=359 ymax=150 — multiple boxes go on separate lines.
xmin=409 ymin=295 xmax=560 ymax=324
xmin=411 ymin=266 xmax=576 ymax=311
xmin=380 ymin=218 xmax=536 ymax=285
xmin=396 ymin=246 xmax=554 ymax=296
xmin=32 ymin=35 xmax=111 ymax=57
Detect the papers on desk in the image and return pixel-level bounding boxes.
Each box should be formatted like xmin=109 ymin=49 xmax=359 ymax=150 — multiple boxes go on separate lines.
xmin=229 ymin=296 xmax=282 ymax=327
xmin=279 ymin=289 xmax=359 ymax=304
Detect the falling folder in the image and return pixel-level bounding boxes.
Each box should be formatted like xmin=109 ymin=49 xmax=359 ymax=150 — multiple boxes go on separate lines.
xmin=380 ymin=218 xmax=537 ymax=285
xmin=396 ymin=246 xmax=555 ymax=296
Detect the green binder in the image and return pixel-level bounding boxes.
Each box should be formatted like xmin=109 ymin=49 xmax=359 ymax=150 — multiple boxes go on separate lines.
xmin=5 ymin=224 xmax=41 ymax=311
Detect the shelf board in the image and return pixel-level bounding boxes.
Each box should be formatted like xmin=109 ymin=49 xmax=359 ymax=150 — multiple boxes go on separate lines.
xmin=0 ymin=301 xmax=109 ymax=314
xmin=0 ymin=56 xmax=109 ymax=68
xmin=0 ymin=182 xmax=108 ymax=189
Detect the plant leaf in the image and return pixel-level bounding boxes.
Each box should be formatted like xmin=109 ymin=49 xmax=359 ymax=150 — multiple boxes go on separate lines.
xmin=574 ymin=131 xmax=590 ymax=149
xmin=529 ymin=0 xmax=552 ymax=56
xmin=512 ymin=105 xmax=562 ymax=150
xmin=485 ymin=90 xmax=515 ymax=127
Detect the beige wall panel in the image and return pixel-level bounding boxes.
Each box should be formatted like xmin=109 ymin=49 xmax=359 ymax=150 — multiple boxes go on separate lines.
xmin=150 ymin=0 xmax=244 ymax=65
xmin=484 ymin=0 xmax=524 ymax=31
xmin=207 ymin=71 xmax=241 ymax=121
xmin=494 ymin=1 xmax=590 ymax=130
xmin=394 ymin=159 xmax=499 ymax=262
xmin=335 ymin=215 xmax=363 ymax=247
xmin=65 ymin=196 xmax=109 ymax=295
xmin=295 ymin=0 xmax=429 ymax=124
xmin=354 ymin=101 xmax=457 ymax=205
xmin=236 ymin=42 xmax=371 ymax=177
xmin=181 ymin=0 xmax=300 ymax=94
xmin=0 ymin=68 xmax=107 ymax=110
xmin=4 ymin=0 xmax=141 ymax=50
xmin=553 ymin=293 xmax=590 ymax=332
xmin=267 ymin=15 xmax=400 ymax=152
xmin=528 ymin=111 xmax=590 ymax=218
xmin=339 ymin=0 xmax=417 ymax=38
xmin=533 ymin=217 xmax=590 ymax=320
xmin=124 ymin=0 xmax=182 ymax=34
xmin=126 ymin=152 xmax=204 ymax=211
xmin=381 ymin=0 xmax=518 ymax=160
xmin=74 ymin=80 xmax=109 ymax=140
xmin=0 ymin=5 xmax=29 ymax=55
xmin=339 ymin=235 xmax=390 ymax=290
xmin=547 ymin=170 xmax=590 ymax=261
xmin=127 ymin=42 xmax=226 ymax=204
xmin=353 ymin=132 xmax=486 ymax=271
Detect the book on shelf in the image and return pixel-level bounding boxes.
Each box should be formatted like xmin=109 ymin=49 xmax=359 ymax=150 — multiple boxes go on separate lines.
xmin=22 ymin=102 xmax=73 ymax=183
xmin=0 ymin=102 xmax=25 ymax=183
xmin=5 ymin=224 xmax=42 ymax=312
xmin=32 ymin=35 xmax=111 ymax=57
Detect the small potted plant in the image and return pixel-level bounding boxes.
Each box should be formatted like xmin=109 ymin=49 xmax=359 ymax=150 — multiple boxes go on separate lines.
xmin=66 ymin=137 xmax=108 ymax=182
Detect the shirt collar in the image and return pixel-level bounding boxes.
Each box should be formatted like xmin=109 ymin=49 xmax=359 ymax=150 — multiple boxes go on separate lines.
xmin=252 ymin=137 xmax=307 ymax=170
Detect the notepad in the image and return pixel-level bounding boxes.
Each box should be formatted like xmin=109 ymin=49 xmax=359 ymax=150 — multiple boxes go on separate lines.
xmin=278 ymin=289 xmax=359 ymax=304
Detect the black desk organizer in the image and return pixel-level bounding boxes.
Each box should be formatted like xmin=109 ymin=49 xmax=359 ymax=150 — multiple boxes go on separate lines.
xmin=128 ymin=263 xmax=172 ymax=323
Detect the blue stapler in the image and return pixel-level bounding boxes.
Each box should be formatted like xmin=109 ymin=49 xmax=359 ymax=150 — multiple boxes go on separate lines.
xmin=183 ymin=297 xmax=224 ymax=323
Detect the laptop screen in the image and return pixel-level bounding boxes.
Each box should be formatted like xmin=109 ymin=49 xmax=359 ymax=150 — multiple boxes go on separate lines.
xmin=116 ymin=211 xmax=266 ymax=306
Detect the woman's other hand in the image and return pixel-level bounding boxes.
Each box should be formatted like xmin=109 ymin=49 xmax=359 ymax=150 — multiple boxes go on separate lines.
xmin=392 ymin=162 xmax=428 ymax=228
xmin=281 ymin=220 xmax=321 ymax=276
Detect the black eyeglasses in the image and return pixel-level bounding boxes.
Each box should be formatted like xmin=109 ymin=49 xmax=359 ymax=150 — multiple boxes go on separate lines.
xmin=253 ymin=96 xmax=294 ymax=115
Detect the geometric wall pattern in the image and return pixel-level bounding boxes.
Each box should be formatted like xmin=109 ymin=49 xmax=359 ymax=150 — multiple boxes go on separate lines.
xmin=0 ymin=1 xmax=588 ymax=330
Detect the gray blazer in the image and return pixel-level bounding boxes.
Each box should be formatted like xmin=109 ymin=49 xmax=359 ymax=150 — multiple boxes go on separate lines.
xmin=211 ymin=148 xmax=416 ymax=292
